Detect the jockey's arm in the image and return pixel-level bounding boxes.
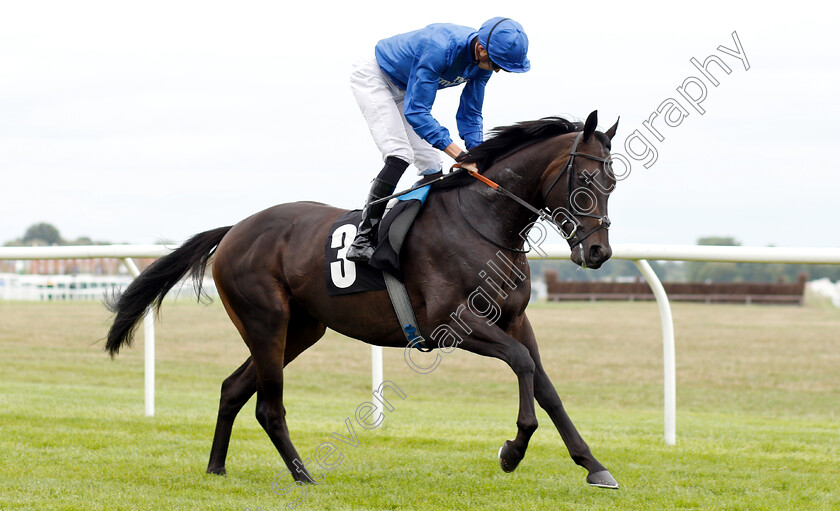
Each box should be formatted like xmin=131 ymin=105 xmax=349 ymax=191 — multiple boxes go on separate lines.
xmin=443 ymin=142 xmax=465 ymax=160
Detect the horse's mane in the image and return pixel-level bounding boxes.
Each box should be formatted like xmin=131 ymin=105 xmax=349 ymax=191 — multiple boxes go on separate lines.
xmin=463 ymin=116 xmax=582 ymax=170
xmin=432 ymin=116 xmax=583 ymax=191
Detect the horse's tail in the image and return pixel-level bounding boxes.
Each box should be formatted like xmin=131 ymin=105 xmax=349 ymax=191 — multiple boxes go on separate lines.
xmin=105 ymin=226 xmax=233 ymax=357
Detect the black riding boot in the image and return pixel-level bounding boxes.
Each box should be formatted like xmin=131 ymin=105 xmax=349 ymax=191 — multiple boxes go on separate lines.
xmin=346 ymin=178 xmax=397 ymax=263
xmin=346 ymin=157 xmax=408 ymax=262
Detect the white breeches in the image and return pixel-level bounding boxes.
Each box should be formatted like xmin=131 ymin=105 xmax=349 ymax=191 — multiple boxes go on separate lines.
xmin=349 ymin=57 xmax=443 ymax=175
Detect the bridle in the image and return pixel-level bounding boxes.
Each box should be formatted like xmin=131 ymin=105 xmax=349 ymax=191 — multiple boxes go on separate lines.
xmin=458 ymin=131 xmax=612 ymax=252
xmin=543 ymin=131 xmax=612 ymax=248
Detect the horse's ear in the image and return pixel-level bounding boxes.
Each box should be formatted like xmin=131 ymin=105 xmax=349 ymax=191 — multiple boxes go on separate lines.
xmin=605 ymin=117 xmax=620 ymax=140
xmin=583 ymin=110 xmax=598 ymax=142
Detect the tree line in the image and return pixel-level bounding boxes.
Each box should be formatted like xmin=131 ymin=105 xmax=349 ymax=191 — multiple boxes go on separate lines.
xmin=3 ymin=222 xmax=111 ymax=247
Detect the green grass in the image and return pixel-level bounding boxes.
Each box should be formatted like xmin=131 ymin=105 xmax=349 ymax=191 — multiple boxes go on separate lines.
xmin=0 ymin=299 xmax=838 ymax=510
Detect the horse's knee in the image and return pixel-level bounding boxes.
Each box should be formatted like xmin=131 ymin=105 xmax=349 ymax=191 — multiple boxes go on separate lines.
xmin=508 ymin=344 xmax=536 ymax=376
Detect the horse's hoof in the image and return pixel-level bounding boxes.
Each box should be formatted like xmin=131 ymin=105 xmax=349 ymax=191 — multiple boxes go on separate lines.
xmin=293 ymin=471 xmax=319 ymax=485
xmin=587 ymin=470 xmax=619 ymax=489
xmin=497 ymin=441 xmax=521 ymax=473
xmin=206 ymin=466 xmax=226 ymax=476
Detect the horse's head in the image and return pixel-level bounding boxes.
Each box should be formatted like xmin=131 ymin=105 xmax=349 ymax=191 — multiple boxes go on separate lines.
xmin=540 ymin=110 xmax=619 ymax=269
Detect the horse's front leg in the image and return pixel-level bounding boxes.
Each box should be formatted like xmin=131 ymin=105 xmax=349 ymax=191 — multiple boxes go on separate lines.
xmin=456 ymin=326 xmax=539 ymax=473
xmin=511 ymin=314 xmax=619 ymax=489
xmin=533 ymin=366 xmax=618 ymax=488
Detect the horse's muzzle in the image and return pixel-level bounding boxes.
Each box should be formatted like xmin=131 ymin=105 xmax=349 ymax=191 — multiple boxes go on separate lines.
xmin=588 ymin=244 xmax=612 ymax=268
xmin=571 ymin=243 xmax=612 ymax=269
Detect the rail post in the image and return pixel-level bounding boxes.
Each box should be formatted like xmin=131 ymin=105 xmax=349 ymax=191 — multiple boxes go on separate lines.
xmin=121 ymin=257 xmax=155 ymax=417
xmin=633 ymin=259 xmax=676 ymax=445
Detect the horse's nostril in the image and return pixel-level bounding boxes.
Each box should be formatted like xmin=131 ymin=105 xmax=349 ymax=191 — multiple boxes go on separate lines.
xmin=589 ymin=245 xmax=604 ymax=263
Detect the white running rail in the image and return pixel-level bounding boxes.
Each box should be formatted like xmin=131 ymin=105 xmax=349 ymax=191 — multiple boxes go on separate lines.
xmin=0 ymin=245 xmax=171 ymax=417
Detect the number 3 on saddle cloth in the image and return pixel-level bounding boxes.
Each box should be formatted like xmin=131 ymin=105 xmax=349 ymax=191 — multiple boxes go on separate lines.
xmin=324 ymin=184 xmax=430 ymax=296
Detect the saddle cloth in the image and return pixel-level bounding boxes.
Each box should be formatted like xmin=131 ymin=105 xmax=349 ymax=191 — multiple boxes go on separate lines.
xmin=324 ymin=184 xmax=430 ymax=296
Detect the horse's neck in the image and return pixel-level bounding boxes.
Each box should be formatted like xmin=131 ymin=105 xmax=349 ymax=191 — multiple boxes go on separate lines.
xmin=451 ymin=156 xmax=550 ymax=250
xmin=486 ymin=164 xmax=544 ymax=202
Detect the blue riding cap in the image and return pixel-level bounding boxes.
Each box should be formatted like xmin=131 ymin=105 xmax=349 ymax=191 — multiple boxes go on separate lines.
xmin=478 ymin=17 xmax=530 ymax=73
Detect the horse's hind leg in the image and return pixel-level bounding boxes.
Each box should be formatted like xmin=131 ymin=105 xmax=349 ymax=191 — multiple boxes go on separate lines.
xmin=208 ymin=297 xmax=325 ymax=479
xmin=207 ymin=357 xmax=256 ymax=475
xmin=249 ymin=313 xmax=316 ymax=481
xmin=207 ymin=303 xmax=326 ymax=476
xmin=513 ymin=315 xmax=618 ymax=489
xmin=213 ymin=264 xmax=314 ymax=483
xmin=254 ymin=304 xmax=325 ymax=483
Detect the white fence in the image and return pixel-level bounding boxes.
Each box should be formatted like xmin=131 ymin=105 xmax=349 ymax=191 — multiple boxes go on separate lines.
xmin=0 ymin=273 xmax=133 ymax=301
xmin=0 ymin=245 xmax=170 ymax=418
xmin=2 ymin=243 xmax=839 ymax=444
xmin=0 ymin=272 xmax=218 ymax=302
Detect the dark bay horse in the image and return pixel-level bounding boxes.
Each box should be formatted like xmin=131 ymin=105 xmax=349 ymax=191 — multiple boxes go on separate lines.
xmin=106 ymin=110 xmax=620 ymax=489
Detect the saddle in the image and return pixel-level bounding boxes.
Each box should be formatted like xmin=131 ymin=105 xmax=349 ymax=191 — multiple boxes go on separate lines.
xmin=324 ymin=182 xmax=431 ymax=296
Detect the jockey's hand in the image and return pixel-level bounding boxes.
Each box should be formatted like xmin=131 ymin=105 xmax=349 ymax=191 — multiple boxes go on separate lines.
xmin=459 ymin=161 xmax=479 ymax=173
xmin=444 ymin=142 xmax=477 ymax=173
xmin=448 ymin=160 xmax=477 ymax=173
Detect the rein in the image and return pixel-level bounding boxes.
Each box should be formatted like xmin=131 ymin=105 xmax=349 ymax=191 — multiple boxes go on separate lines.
xmin=458 ymin=132 xmax=612 ymax=251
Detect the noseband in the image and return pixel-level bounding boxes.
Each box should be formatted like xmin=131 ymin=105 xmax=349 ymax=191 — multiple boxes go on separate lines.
xmin=459 ymin=131 xmax=611 ymax=252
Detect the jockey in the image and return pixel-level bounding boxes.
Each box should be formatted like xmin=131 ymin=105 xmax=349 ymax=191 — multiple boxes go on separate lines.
xmin=346 ymin=17 xmax=531 ymax=263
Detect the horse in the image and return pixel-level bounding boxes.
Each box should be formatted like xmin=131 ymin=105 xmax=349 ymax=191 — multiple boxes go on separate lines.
xmin=105 ymin=110 xmax=621 ymax=489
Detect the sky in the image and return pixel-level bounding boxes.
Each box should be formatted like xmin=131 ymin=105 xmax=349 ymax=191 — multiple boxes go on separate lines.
xmin=1 ymin=1 xmax=838 ymax=248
